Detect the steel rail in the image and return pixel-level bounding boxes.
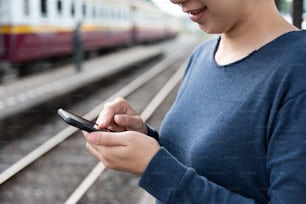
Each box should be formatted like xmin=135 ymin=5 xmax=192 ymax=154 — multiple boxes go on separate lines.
xmin=0 ymin=49 xmax=188 ymax=185
xmin=64 ymin=61 xmax=187 ymax=204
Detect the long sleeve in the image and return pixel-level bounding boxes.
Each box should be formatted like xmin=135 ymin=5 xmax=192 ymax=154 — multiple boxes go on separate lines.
xmin=146 ymin=123 xmax=159 ymax=141
xmin=140 ymin=148 xmax=255 ymax=204
xmin=266 ymin=92 xmax=306 ymax=203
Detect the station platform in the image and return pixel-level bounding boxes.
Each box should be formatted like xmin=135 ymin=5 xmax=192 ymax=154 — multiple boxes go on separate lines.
xmin=0 ymin=46 xmax=163 ymax=121
xmin=138 ymin=191 xmax=155 ymax=204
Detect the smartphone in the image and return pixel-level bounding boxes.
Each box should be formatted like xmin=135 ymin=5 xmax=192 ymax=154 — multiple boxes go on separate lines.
xmin=57 ymin=108 xmax=101 ymax=132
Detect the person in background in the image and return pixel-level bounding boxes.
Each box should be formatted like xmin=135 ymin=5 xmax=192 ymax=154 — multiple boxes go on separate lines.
xmin=83 ymin=0 xmax=306 ymax=203
xmin=72 ymin=22 xmax=83 ymax=72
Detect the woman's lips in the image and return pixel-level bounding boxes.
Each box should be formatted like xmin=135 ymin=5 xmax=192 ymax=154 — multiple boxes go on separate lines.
xmin=187 ymin=7 xmax=207 ymax=23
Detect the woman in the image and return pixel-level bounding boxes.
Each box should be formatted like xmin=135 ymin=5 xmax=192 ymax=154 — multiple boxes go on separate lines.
xmin=83 ymin=0 xmax=306 ymax=203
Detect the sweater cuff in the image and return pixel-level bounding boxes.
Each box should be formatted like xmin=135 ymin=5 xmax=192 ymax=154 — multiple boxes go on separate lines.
xmin=139 ymin=147 xmax=188 ymax=202
xmin=146 ymin=123 xmax=159 ymax=141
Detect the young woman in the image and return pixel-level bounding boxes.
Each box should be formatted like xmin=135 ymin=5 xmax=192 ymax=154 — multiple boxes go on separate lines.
xmin=83 ymin=0 xmax=306 ymax=203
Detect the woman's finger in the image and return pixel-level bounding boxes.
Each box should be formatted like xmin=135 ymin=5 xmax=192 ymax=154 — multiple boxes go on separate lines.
xmin=86 ymin=131 xmax=127 ymax=147
xmin=86 ymin=143 xmax=104 ymax=161
xmin=114 ymin=114 xmax=146 ymax=133
xmin=97 ymin=98 xmax=135 ymax=128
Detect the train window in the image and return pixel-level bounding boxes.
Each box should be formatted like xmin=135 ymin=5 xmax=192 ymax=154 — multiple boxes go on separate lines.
xmin=0 ymin=0 xmax=4 ymax=21
xmin=23 ymin=0 xmax=30 ymax=16
xmin=112 ymin=9 xmax=116 ymax=21
xmin=92 ymin=6 xmax=96 ymax=19
xmin=82 ymin=3 xmax=86 ymax=18
xmin=41 ymin=0 xmax=48 ymax=17
xmin=100 ymin=7 xmax=107 ymax=22
xmin=110 ymin=7 xmax=114 ymax=22
xmin=117 ymin=9 xmax=120 ymax=20
xmin=57 ymin=0 xmax=62 ymax=15
xmin=118 ymin=9 xmax=122 ymax=21
xmin=113 ymin=8 xmax=117 ymax=21
xmin=99 ymin=7 xmax=102 ymax=19
xmin=104 ymin=7 xmax=109 ymax=22
xmin=123 ymin=9 xmax=127 ymax=20
xmin=71 ymin=2 xmax=75 ymax=17
xmin=117 ymin=8 xmax=120 ymax=20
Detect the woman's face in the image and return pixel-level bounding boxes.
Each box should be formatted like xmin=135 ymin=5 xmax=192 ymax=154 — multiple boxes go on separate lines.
xmin=171 ymin=0 xmax=255 ymax=34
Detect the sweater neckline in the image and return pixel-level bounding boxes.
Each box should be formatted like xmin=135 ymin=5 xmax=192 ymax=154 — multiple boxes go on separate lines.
xmin=212 ymin=30 xmax=303 ymax=68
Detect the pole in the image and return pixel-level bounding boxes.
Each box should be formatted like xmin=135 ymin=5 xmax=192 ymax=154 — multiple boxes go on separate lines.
xmin=292 ymin=0 xmax=303 ymax=28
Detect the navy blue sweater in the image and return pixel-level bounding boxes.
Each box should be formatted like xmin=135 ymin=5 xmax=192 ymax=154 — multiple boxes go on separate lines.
xmin=140 ymin=31 xmax=306 ymax=204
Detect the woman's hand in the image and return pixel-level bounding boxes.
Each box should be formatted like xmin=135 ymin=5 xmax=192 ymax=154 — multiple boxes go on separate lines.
xmin=97 ymin=97 xmax=147 ymax=134
xmin=83 ymin=130 xmax=160 ymax=176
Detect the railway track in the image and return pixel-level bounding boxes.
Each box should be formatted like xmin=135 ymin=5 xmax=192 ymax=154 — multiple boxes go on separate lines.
xmin=0 ymin=37 xmax=198 ymax=203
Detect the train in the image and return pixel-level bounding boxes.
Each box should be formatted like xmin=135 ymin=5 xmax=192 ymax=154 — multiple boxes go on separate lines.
xmin=0 ymin=0 xmax=180 ymax=81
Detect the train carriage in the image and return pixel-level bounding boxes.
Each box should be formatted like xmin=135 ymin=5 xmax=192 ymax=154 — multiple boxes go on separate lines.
xmin=133 ymin=1 xmax=167 ymax=43
xmin=0 ymin=0 xmax=180 ymax=80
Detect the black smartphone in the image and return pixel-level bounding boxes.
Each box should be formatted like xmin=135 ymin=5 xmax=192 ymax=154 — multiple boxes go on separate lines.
xmin=57 ymin=108 xmax=101 ymax=132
